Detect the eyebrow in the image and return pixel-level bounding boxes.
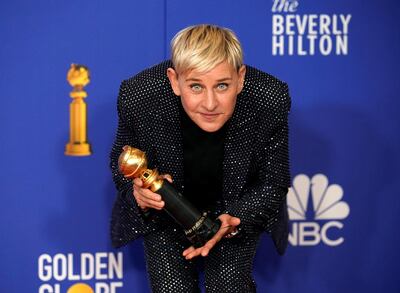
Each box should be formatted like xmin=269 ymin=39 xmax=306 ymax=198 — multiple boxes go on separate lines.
xmin=185 ymin=77 xmax=233 ymax=82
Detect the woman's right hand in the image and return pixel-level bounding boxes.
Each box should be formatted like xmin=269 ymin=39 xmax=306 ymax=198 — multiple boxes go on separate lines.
xmin=132 ymin=175 xmax=172 ymax=211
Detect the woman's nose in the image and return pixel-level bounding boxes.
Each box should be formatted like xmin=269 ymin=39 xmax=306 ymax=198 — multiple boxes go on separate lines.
xmin=203 ymin=89 xmax=218 ymax=111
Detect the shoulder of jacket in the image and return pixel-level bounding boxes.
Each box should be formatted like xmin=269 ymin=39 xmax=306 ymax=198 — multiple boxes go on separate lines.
xmin=125 ymin=60 xmax=172 ymax=83
xmin=243 ymin=65 xmax=290 ymax=113
xmin=118 ymin=60 xmax=173 ymax=107
xmin=123 ymin=60 xmax=172 ymax=89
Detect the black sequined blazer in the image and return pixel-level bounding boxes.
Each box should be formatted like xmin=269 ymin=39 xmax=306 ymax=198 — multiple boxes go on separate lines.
xmin=110 ymin=60 xmax=291 ymax=255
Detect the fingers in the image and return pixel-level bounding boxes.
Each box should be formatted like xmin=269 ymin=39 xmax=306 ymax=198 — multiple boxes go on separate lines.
xmin=160 ymin=174 xmax=173 ymax=183
xmin=217 ymin=215 xmax=240 ymax=235
xmin=219 ymin=215 xmax=240 ymax=239
xmin=182 ymin=246 xmax=195 ymax=257
xmin=183 ymin=239 xmax=217 ymax=259
xmin=132 ymin=174 xmax=172 ymax=210
xmin=182 ymin=214 xmax=242 ymax=260
xmin=183 ymin=233 xmax=221 ymax=260
xmin=133 ymin=178 xmax=164 ymax=210
xmin=133 ymin=178 xmax=143 ymax=187
xmin=218 ymin=214 xmax=241 ymax=227
xmin=134 ymin=188 xmax=164 ymax=210
xmin=183 ymin=246 xmax=204 ymax=260
xmin=200 ymin=238 xmax=218 ymax=257
xmin=229 ymin=216 xmax=241 ymax=226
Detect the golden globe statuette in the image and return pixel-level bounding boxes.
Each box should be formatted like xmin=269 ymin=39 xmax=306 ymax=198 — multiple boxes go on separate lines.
xmin=65 ymin=64 xmax=91 ymax=156
xmin=118 ymin=146 xmax=221 ymax=248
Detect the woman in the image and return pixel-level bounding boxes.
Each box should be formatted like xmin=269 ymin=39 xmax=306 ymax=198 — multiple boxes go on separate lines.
xmin=110 ymin=24 xmax=291 ymax=292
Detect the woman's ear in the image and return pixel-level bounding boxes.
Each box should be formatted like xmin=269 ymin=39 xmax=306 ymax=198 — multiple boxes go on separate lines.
xmin=237 ymin=65 xmax=246 ymax=94
xmin=167 ymin=68 xmax=181 ymax=96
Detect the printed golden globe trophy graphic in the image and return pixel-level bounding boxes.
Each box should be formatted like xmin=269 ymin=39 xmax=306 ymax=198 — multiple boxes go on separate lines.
xmin=118 ymin=146 xmax=221 ymax=247
xmin=67 ymin=283 xmax=94 ymax=293
xmin=65 ymin=64 xmax=92 ymax=156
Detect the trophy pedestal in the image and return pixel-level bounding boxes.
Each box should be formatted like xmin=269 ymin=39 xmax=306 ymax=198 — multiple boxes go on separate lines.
xmin=65 ymin=64 xmax=92 ymax=157
xmin=65 ymin=142 xmax=91 ymax=156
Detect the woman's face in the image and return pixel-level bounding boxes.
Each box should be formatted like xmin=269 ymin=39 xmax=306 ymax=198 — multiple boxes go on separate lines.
xmin=167 ymin=61 xmax=246 ymax=132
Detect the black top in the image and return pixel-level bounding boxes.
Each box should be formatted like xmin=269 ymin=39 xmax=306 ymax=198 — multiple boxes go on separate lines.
xmin=179 ymin=104 xmax=228 ymax=211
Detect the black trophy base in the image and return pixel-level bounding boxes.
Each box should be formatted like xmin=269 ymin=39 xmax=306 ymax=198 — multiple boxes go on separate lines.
xmin=157 ymin=181 xmax=222 ymax=248
xmin=185 ymin=217 xmax=221 ymax=248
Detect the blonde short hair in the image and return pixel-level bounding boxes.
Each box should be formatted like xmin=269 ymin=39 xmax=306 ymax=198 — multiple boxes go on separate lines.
xmin=170 ymin=24 xmax=243 ymax=74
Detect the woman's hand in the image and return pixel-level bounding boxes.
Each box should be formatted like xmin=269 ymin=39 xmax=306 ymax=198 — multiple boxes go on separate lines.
xmin=132 ymin=175 xmax=172 ymax=211
xmin=182 ymin=214 xmax=241 ymax=260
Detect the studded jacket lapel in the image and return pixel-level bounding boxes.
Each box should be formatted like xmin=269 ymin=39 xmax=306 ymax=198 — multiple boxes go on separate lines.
xmin=151 ymin=81 xmax=185 ymax=192
xmin=222 ymin=88 xmax=258 ymax=201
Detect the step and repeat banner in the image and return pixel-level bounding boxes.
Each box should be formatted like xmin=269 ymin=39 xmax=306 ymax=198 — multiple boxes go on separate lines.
xmin=1 ymin=0 xmax=399 ymax=292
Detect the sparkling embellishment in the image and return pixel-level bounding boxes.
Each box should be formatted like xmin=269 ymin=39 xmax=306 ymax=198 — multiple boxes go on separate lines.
xmin=109 ymin=60 xmax=291 ymax=292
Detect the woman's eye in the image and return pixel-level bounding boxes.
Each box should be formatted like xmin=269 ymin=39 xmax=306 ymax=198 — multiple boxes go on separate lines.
xmin=217 ymin=83 xmax=228 ymax=90
xmin=190 ymin=84 xmax=202 ymax=92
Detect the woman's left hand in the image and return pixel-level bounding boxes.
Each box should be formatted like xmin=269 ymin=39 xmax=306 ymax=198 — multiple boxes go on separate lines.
xmin=182 ymin=214 xmax=240 ymax=260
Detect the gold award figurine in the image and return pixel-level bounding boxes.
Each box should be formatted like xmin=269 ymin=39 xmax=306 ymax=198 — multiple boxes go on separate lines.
xmin=118 ymin=146 xmax=221 ymax=248
xmin=65 ymin=63 xmax=92 ymax=156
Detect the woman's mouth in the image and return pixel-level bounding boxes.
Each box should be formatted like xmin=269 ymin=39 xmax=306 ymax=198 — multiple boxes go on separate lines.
xmin=200 ymin=113 xmax=220 ymax=120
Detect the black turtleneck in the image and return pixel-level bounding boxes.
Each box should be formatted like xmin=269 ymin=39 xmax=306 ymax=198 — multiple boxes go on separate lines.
xmin=179 ymin=105 xmax=228 ymax=212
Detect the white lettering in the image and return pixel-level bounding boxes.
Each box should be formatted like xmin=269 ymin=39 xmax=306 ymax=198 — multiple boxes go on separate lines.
xmin=321 ymin=221 xmax=344 ymax=246
xmin=307 ymin=35 xmax=317 ymax=55
xmin=332 ymin=15 xmax=340 ymax=34
xmin=295 ymin=15 xmax=308 ymax=35
xmin=307 ymin=14 xmax=318 ymax=35
xmin=299 ymin=222 xmax=320 ymax=246
xmin=273 ymin=14 xmax=352 ymax=35
xmin=341 ymin=14 xmax=352 ymax=34
xmin=38 ymin=254 xmax=52 ymax=282
xmin=288 ymin=35 xmax=294 ymax=55
xmin=285 ymin=14 xmax=296 ymax=35
xmin=81 ymin=253 xmax=95 ymax=280
xmin=319 ymin=14 xmax=331 ymax=34
xmin=289 ymin=221 xmax=346 ymax=246
xmin=297 ymin=36 xmax=307 ymax=55
xmin=272 ymin=15 xmax=285 ymax=35
xmin=271 ymin=0 xmax=299 ymax=13
xmin=288 ymin=222 xmax=298 ymax=245
xmin=271 ymin=14 xmax=351 ymax=56
xmin=95 ymin=253 xmax=108 ymax=280
xmin=336 ymin=35 xmax=349 ymax=55
xmin=319 ymin=35 xmax=333 ymax=55
xmin=38 ymin=252 xmax=124 ymax=284
xmin=96 ymin=282 xmax=109 ymax=293
xmin=68 ymin=253 xmax=80 ymax=281
xmin=336 ymin=35 xmax=348 ymax=55
xmin=95 ymin=282 xmax=123 ymax=293
xmin=53 ymin=254 xmax=67 ymax=281
xmin=110 ymin=282 xmax=123 ymax=293
xmin=272 ymin=35 xmax=285 ymax=55
xmin=108 ymin=252 xmax=123 ymax=279
xmin=39 ymin=284 xmax=54 ymax=293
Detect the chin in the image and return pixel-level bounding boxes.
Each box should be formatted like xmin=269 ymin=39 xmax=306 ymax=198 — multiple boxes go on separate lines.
xmin=196 ymin=121 xmax=225 ymax=132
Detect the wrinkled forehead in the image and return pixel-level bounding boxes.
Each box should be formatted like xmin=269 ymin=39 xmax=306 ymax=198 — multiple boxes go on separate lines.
xmin=175 ymin=60 xmax=239 ymax=78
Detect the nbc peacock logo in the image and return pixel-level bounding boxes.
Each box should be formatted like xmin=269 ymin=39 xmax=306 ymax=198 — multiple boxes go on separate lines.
xmin=287 ymin=174 xmax=350 ymax=247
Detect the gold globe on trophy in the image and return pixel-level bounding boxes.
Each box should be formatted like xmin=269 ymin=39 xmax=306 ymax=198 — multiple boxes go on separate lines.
xmin=118 ymin=146 xmax=164 ymax=192
xmin=65 ymin=63 xmax=91 ymax=156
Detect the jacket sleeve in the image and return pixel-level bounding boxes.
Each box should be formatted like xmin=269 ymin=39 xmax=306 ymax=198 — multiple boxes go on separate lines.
xmin=225 ymin=82 xmax=291 ymax=235
xmin=109 ymin=80 xmax=160 ymax=248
